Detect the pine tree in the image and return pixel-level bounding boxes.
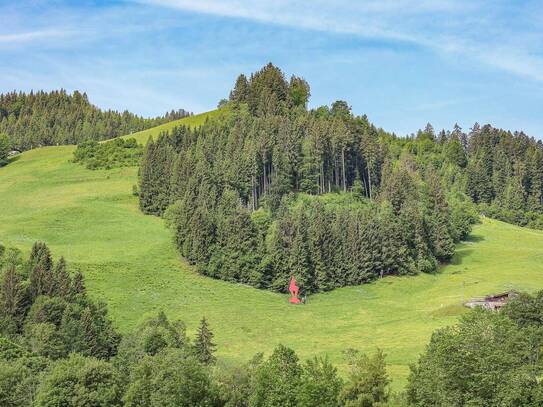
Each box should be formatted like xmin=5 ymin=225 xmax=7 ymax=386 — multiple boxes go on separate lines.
xmin=80 ymin=306 xmax=98 ymax=357
xmin=53 ymin=256 xmax=71 ymax=297
xmin=289 ymin=76 xmax=310 ymax=108
xmin=427 ymin=175 xmax=455 ymax=261
xmin=445 ymin=134 xmax=467 ymax=168
xmin=527 ymin=149 xmax=543 ymax=212
xmin=229 ymin=74 xmax=250 ymax=103
xmin=0 ymin=132 xmax=9 ymax=166
xmin=28 ymin=241 xmax=53 ymax=273
xmin=70 ymin=271 xmax=86 ymax=298
xmin=28 ymin=242 xmax=55 ymax=299
xmin=138 ymin=135 xmax=174 ymax=215
xmin=307 ymin=201 xmax=333 ymax=291
xmin=194 ymin=317 xmax=216 ymax=364
xmin=1 ymin=265 xmax=23 ymax=320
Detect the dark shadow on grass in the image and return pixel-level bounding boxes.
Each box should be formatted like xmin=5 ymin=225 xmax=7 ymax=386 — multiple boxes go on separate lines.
xmin=464 ymin=234 xmax=484 ymax=243
xmin=449 ymin=247 xmax=474 ymax=266
xmin=448 ymin=234 xmax=485 ymax=266
xmin=8 ymin=155 xmax=21 ymax=164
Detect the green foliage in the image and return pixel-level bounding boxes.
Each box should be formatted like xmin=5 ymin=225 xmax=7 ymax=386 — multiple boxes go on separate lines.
xmin=2 ymin=76 xmax=543 ymax=391
xmin=407 ymin=304 xmax=543 ymax=406
xmin=114 ymin=311 xmax=187 ymax=384
xmin=0 ymin=265 xmax=24 ymax=327
xmin=140 ymin=65 xmax=479 ymax=293
xmin=194 ymin=317 xmax=216 ymax=365
xmin=464 ymin=125 xmax=543 ymax=228
xmin=138 ymin=134 xmax=175 ymax=215
xmin=73 ymin=138 xmax=143 ymax=170
xmin=250 ymin=344 xmax=302 ymax=407
xmin=0 ymin=132 xmax=9 ymax=166
xmin=123 ymin=348 xmax=220 ymax=407
xmin=214 ymin=354 xmax=262 ymax=407
xmin=297 ymin=356 xmax=343 ymax=407
xmin=0 ymin=90 xmax=189 ymax=151
xmin=0 ymin=242 xmax=119 ymax=360
xmin=35 ymin=353 xmax=123 ymax=407
xmin=340 ymin=349 xmax=391 ymax=407
xmin=0 ymin=353 xmax=49 ymax=407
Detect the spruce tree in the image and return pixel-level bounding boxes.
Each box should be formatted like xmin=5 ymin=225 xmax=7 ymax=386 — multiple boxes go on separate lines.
xmin=53 ymin=256 xmax=71 ymax=297
xmin=70 ymin=271 xmax=86 ymax=298
xmin=28 ymin=242 xmax=54 ymax=299
xmin=307 ymin=201 xmax=332 ymax=291
xmin=1 ymin=265 xmax=23 ymax=321
xmin=0 ymin=132 xmax=9 ymax=166
xmin=28 ymin=242 xmax=53 ymax=274
xmin=194 ymin=317 xmax=216 ymax=365
xmin=80 ymin=307 xmax=98 ymax=357
xmin=29 ymin=242 xmax=55 ymax=299
xmin=229 ymin=74 xmax=249 ymax=103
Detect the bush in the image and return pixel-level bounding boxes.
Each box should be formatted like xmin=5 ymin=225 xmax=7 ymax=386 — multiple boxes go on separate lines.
xmin=123 ymin=348 xmax=220 ymax=407
xmin=35 ymin=353 xmax=123 ymax=407
xmin=73 ymin=138 xmax=143 ymax=170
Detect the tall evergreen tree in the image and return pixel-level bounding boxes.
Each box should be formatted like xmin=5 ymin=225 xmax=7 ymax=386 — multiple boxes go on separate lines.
xmin=1 ymin=265 xmax=23 ymax=322
xmin=52 ymin=257 xmax=71 ymax=297
xmin=0 ymin=132 xmax=9 ymax=166
xmin=194 ymin=317 xmax=216 ymax=365
xmin=70 ymin=271 xmax=86 ymax=298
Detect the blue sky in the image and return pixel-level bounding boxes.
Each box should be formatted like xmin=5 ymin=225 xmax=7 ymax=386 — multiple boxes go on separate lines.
xmin=1 ymin=0 xmax=542 ymax=138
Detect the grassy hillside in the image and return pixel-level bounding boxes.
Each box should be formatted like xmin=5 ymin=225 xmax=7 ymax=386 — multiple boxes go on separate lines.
xmin=120 ymin=108 xmax=227 ymax=144
xmin=1 ymin=136 xmax=542 ymax=389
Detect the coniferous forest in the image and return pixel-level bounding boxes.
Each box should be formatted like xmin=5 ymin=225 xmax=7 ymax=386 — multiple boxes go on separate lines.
xmin=137 ymin=64 xmax=543 ymax=293
xmin=0 ymin=90 xmax=191 ymax=151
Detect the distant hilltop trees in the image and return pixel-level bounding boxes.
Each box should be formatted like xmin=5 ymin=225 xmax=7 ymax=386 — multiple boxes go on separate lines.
xmin=0 ymin=90 xmax=191 ymax=151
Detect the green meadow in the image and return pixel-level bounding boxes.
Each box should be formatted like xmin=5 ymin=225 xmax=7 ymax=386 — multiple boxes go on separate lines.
xmin=1 ymin=118 xmax=542 ymax=389
xmin=120 ymin=108 xmax=227 ymax=144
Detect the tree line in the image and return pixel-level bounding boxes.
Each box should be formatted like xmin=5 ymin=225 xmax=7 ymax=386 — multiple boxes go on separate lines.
xmin=138 ymin=63 xmax=480 ymax=293
xmin=0 ymin=242 xmax=395 ymax=406
xmin=0 ymin=90 xmax=191 ymax=151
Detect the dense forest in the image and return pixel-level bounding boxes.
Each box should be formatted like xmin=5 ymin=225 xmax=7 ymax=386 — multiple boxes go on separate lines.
xmin=0 ymin=90 xmax=191 ymax=151
xmin=0 ymin=242 xmax=542 ymax=406
xmin=136 ymin=64 xmax=536 ymax=292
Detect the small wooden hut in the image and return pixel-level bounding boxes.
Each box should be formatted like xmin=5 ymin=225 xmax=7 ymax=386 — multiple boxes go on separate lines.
xmin=464 ymin=291 xmax=517 ymax=311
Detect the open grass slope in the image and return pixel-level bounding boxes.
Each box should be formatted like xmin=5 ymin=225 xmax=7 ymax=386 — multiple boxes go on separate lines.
xmin=120 ymin=108 xmax=227 ymax=144
xmin=1 ymin=132 xmax=543 ymax=389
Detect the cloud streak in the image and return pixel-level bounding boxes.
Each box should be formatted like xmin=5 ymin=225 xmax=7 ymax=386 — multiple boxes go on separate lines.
xmin=0 ymin=30 xmax=72 ymax=44
xmin=138 ymin=0 xmax=543 ymax=83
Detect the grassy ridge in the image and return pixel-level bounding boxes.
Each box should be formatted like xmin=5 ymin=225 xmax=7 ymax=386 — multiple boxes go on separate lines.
xmin=1 ymin=127 xmax=542 ymax=389
xmin=120 ymin=108 xmax=227 ymax=144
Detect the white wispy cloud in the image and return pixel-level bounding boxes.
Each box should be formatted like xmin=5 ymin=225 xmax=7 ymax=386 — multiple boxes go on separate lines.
xmin=137 ymin=0 xmax=543 ymax=83
xmin=0 ymin=30 xmax=72 ymax=43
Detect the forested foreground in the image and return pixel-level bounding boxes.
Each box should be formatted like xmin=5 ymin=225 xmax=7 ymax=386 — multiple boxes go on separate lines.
xmin=1 ymin=242 xmax=542 ymax=406
xmin=0 ymin=90 xmax=191 ymax=151
xmin=0 ymin=241 xmax=396 ymax=406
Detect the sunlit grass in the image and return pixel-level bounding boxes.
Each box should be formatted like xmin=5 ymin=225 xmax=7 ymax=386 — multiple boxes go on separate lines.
xmin=1 ymin=134 xmax=542 ymax=390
